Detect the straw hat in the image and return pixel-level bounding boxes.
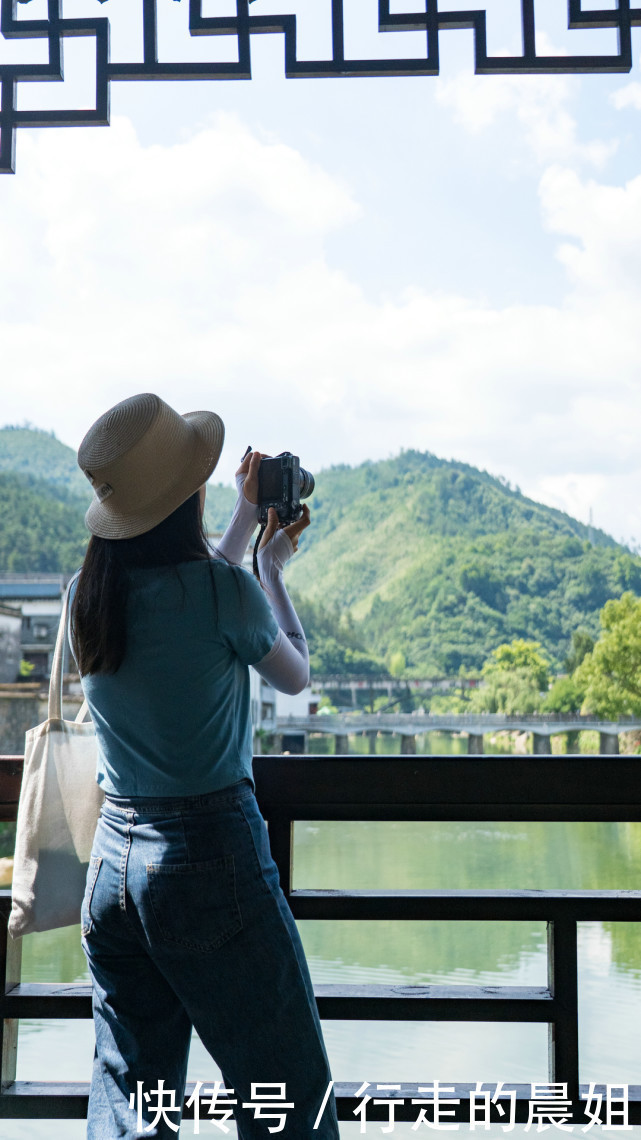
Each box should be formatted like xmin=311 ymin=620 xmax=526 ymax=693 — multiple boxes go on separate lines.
xmin=78 ymin=393 xmax=225 ymax=539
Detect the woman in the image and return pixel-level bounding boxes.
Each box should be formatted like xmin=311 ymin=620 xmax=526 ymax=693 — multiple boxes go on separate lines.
xmin=71 ymin=393 xmax=339 ymax=1139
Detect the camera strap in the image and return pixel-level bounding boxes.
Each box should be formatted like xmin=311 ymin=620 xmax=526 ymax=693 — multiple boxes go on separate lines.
xmin=253 ymin=526 xmax=266 ymax=582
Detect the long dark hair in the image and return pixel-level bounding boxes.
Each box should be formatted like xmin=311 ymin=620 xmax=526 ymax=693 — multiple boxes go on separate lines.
xmin=71 ymin=492 xmax=211 ymax=676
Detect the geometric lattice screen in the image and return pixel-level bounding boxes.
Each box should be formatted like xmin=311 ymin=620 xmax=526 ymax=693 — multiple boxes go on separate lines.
xmin=1 ymin=0 xmax=640 ymax=173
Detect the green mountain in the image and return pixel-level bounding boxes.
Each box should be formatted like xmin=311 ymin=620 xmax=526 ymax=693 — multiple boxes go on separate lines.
xmin=1 ymin=428 xmax=638 ymax=676
xmin=0 ymin=426 xmax=237 ymax=571
xmin=0 ymin=471 xmax=88 ymax=574
xmin=203 ymin=484 xmax=237 ymax=535
xmin=0 ymin=425 xmax=89 ymax=497
xmin=286 ymin=451 xmax=641 ymax=674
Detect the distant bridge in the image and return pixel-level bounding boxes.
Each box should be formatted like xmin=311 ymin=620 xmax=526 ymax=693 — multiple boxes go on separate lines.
xmin=310 ymin=675 xmax=474 ymax=696
xmin=276 ymin=713 xmax=641 ymax=755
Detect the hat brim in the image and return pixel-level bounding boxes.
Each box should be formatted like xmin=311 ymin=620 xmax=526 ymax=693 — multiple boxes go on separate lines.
xmin=85 ymin=410 xmax=225 ymax=539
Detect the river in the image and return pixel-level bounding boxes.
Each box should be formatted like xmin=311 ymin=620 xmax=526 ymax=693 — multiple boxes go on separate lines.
xmin=1 ymin=743 xmax=639 ymax=1137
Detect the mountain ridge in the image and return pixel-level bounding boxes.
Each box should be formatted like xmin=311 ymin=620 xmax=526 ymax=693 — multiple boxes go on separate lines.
xmin=0 ymin=425 xmax=638 ymax=674
xmin=0 ymin=425 xmax=237 ymax=538
xmin=286 ymin=450 xmax=639 ymax=673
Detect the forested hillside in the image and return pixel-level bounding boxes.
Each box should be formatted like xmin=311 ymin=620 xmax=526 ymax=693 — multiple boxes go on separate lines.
xmin=287 ymin=451 xmax=641 ymax=673
xmin=0 ymin=426 xmax=236 ymax=572
xmin=0 ymin=471 xmax=88 ymax=574
xmin=1 ymin=428 xmax=639 ymax=675
xmin=0 ymin=426 xmax=88 ymax=496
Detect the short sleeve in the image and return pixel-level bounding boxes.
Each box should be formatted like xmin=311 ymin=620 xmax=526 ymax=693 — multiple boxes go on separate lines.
xmin=216 ymin=564 xmax=279 ymax=666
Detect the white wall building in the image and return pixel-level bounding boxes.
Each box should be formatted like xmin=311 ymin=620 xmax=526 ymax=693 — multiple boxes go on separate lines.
xmin=0 ymin=576 xmax=66 ymax=680
xmin=276 ymin=686 xmax=319 ymax=719
xmin=0 ymin=606 xmax=22 ymax=683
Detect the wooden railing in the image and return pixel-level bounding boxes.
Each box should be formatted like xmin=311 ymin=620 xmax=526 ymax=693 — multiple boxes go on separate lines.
xmin=1 ymin=753 xmax=640 ymax=1125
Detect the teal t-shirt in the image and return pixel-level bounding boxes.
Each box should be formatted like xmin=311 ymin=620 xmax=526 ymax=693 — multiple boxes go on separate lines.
xmin=78 ymin=559 xmax=279 ymax=797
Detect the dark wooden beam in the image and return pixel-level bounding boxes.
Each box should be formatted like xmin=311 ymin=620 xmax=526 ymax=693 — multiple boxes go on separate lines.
xmin=289 ymin=888 xmax=641 ymax=922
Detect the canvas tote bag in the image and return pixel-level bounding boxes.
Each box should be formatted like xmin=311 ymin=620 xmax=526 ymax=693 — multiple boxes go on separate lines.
xmin=9 ymin=585 xmax=103 ymax=937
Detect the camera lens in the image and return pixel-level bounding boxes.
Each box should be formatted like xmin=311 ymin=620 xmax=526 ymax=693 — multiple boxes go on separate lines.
xmin=299 ymin=468 xmax=315 ymax=499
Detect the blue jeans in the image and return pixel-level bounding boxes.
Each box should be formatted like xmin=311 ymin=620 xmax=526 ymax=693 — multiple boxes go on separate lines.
xmin=81 ymin=780 xmax=339 ymax=1139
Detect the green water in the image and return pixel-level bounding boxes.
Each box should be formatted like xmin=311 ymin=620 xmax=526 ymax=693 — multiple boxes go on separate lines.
xmin=1 ymin=763 xmax=640 ymax=1138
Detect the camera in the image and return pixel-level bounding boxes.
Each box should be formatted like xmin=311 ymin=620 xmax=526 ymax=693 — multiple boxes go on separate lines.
xmin=257 ymin=453 xmax=315 ymax=526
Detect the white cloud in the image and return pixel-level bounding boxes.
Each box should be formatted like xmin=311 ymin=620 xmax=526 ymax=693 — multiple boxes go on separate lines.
xmin=531 ymin=471 xmax=641 ymax=553
xmin=435 ymin=69 xmax=616 ymax=169
xmin=0 ymin=110 xmax=639 ymax=548
xmin=0 ymin=112 xmax=361 ymax=446
xmin=539 ymin=165 xmax=641 ymax=294
xmin=611 ymin=82 xmax=641 ymax=111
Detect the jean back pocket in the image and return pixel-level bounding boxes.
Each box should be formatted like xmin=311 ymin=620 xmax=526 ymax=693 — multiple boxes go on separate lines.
xmin=147 ymin=856 xmax=242 ymax=953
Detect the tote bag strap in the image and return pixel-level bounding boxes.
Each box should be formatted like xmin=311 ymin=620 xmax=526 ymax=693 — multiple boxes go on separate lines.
xmin=48 ymin=581 xmax=74 ymax=722
xmin=75 ymin=700 xmax=90 ymax=724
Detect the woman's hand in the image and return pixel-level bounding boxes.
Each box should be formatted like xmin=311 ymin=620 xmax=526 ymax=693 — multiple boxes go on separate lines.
xmin=259 ymin=504 xmax=310 ymax=555
xmin=235 ymin=450 xmax=268 ymax=506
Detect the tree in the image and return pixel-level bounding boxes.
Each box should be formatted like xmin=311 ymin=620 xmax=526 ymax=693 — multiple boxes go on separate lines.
xmin=309 ymin=636 xmax=384 ymax=677
xmin=483 ymin=639 xmax=550 ymax=691
xmin=542 ymin=674 xmax=585 ymax=752
xmin=468 ymin=638 xmax=550 ymax=715
xmin=388 ymin=651 xmax=406 ymax=677
xmin=563 ymin=629 xmax=595 ymax=675
xmin=543 ymin=675 xmax=585 ymax=714
xmin=575 ymin=592 xmax=641 ymax=717
xmin=17 ymin=659 xmax=35 ymax=682
xmin=289 ymin=593 xmax=385 ymax=677
xmin=470 ymin=667 xmax=543 ymax=715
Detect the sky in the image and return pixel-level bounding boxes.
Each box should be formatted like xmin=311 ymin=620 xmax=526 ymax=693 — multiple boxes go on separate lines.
xmin=1 ymin=0 xmax=640 ymax=549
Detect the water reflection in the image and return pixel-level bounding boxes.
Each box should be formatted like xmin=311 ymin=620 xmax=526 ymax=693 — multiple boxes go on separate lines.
xmin=291 ymin=819 xmax=641 ymax=1088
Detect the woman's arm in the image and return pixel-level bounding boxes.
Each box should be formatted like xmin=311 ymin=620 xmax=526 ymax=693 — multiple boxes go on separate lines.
xmin=253 ymin=507 xmax=311 ymax=695
xmin=213 ymin=451 xmax=262 ymax=565
xmin=214 ymin=487 xmax=258 ymax=565
xmin=216 ymin=452 xmax=310 ymax=693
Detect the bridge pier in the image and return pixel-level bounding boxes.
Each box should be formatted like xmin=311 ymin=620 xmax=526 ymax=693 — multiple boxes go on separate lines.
xmin=532 ymin=733 xmax=549 ymax=755
xmin=274 ymin=715 xmax=635 ymax=755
